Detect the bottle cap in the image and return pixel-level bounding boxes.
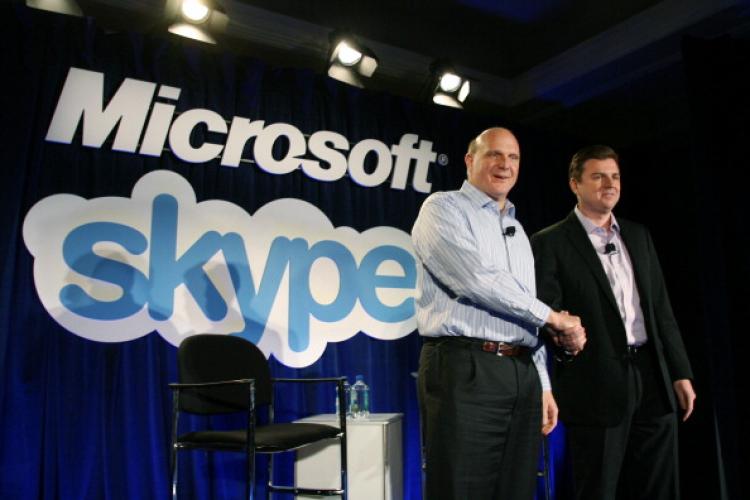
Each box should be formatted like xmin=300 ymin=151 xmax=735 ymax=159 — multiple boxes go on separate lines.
xmin=355 ymin=374 xmax=364 ymax=382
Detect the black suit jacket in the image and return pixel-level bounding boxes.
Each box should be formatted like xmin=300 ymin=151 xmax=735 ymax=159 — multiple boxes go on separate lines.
xmin=531 ymin=212 xmax=693 ymax=426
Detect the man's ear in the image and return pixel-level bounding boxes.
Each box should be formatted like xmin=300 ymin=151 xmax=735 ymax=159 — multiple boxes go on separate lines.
xmin=569 ymin=177 xmax=578 ymax=196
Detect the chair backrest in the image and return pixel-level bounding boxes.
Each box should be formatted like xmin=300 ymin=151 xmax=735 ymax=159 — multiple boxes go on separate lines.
xmin=177 ymin=334 xmax=272 ymax=414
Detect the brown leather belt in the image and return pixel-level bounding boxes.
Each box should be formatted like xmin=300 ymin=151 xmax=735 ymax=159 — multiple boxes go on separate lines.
xmin=425 ymin=336 xmax=531 ymax=357
xmin=481 ymin=340 xmax=529 ymax=356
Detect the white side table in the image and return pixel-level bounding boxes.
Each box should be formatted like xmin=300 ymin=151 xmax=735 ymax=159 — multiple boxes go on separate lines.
xmin=294 ymin=413 xmax=403 ymax=500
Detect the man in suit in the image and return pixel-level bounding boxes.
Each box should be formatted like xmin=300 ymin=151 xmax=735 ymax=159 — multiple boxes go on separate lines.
xmin=530 ymin=145 xmax=696 ymax=500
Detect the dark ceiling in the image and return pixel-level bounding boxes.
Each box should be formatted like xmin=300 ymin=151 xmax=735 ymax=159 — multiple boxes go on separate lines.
xmin=222 ymin=0 xmax=750 ymax=144
xmin=52 ymin=0 xmax=750 ymax=143
xmin=245 ymin=0 xmax=665 ymax=77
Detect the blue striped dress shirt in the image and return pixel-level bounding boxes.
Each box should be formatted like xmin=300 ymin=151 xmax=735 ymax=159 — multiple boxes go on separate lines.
xmin=412 ymin=181 xmax=552 ymax=390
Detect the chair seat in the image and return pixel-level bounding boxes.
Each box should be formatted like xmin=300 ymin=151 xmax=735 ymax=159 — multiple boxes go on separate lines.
xmin=178 ymin=422 xmax=341 ymax=453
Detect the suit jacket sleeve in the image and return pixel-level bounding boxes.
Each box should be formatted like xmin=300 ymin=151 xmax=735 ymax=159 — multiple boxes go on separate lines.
xmin=530 ymin=231 xmax=562 ymax=311
xmin=646 ymin=230 xmax=694 ymax=381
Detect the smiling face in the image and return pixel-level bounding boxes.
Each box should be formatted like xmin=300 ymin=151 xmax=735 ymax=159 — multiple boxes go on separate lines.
xmin=464 ymin=128 xmax=520 ymax=208
xmin=570 ymin=157 xmax=621 ymax=218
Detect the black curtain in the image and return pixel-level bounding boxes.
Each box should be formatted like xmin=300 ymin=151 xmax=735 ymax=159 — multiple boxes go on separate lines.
xmin=680 ymin=35 xmax=750 ymax=500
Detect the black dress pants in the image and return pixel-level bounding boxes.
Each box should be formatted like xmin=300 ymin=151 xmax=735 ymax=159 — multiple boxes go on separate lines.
xmin=418 ymin=338 xmax=542 ymax=500
xmin=565 ymin=346 xmax=679 ymax=500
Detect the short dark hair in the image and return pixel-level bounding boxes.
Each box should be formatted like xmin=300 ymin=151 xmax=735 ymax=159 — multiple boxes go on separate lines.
xmin=569 ymin=145 xmax=619 ymax=181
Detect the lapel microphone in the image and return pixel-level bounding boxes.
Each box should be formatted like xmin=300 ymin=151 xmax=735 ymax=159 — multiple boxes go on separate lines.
xmin=504 ymin=226 xmax=516 ymax=237
xmin=604 ymin=242 xmax=618 ymax=255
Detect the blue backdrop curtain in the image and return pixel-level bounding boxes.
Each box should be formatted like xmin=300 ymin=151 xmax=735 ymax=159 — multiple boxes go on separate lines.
xmin=2 ymin=5 xmax=741 ymax=500
xmin=0 ymin=5 xmax=582 ymax=499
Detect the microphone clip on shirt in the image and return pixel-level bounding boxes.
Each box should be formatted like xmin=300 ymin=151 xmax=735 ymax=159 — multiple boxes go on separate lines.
xmin=604 ymin=242 xmax=618 ymax=255
xmin=504 ymin=226 xmax=516 ymax=237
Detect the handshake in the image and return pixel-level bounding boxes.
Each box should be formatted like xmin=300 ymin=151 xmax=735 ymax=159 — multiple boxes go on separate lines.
xmin=545 ymin=310 xmax=587 ymax=357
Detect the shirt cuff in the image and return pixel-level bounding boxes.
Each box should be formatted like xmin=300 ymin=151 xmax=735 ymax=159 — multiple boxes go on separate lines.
xmin=528 ymin=299 xmax=552 ymax=328
xmin=533 ymin=348 xmax=551 ymax=391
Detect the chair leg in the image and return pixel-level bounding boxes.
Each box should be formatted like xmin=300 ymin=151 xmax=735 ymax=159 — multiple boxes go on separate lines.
xmin=170 ymin=391 xmax=180 ymax=500
xmin=266 ymin=454 xmax=273 ymax=500
xmin=542 ymin=436 xmax=552 ymax=500
xmin=170 ymin=449 xmax=178 ymax=500
xmin=247 ymin=446 xmax=256 ymax=500
xmin=340 ymin=434 xmax=348 ymax=499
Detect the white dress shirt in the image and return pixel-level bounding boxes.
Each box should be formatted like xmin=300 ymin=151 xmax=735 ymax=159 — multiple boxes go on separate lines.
xmin=574 ymin=206 xmax=648 ymax=346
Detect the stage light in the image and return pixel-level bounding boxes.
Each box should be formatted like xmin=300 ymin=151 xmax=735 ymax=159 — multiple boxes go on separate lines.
xmin=26 ymin=0 xmax=82 ymax=17
xmin=336 ymin=42 xmax=363 ymax=66
xmin=439 ymin=73 xmax=461 ymax=92
xmin=327 ymin=33 xmax=378 ymax=88
xmin=181 ymin=0 xmax=210 ymax=23
xmin=458 ymin=80 xmax=470 ymax=101
xmin=430 ymin=62 xmax=471 ymax=109
xmin=165 ymin=0 xmax=228 ymax=44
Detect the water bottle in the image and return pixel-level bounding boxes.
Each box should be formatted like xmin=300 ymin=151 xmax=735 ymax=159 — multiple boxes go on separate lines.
xmin=349 ymin=375 xmax=370 ymax=419
xmin=335 ymin=379 xmax=350 ymax=417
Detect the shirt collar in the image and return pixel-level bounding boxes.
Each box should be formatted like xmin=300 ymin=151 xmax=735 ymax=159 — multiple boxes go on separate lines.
xmin=460 ymin=180 xmax=516 ymax=217
xmin=574 ymin=205 xmax=619 ymax=235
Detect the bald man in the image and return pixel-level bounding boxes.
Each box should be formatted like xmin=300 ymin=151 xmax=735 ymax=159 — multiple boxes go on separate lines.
xmin=412 ymin=127 xmax=584 ymax=499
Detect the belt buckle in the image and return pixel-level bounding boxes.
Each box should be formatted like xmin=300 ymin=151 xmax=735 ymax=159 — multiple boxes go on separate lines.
xmin=625 ymin=344 xmax=642 ymax=357
xmin=497 ymin=342 xmax=514 ymax=356
xmin=495 ymin=341 xmax=508 ymax=356
xmin=482 ymin=341 xmax=500 ymax=354
xmin=496 ymin=342 xmax=508 ymax=356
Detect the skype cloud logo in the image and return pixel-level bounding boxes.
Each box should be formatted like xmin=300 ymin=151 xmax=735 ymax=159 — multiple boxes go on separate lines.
xmin=22 ymin=170 xmax=418 ymax=367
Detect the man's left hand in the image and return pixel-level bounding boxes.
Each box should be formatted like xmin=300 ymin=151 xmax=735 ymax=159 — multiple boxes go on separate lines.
xmin=542 ymin=390 xmax=558 ymax=435
xmin=673 ymin=379 xmax=696 ymax=421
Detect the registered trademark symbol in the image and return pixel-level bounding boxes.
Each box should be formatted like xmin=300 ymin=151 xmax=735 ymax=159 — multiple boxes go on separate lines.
xmin=437 ymin=154 xmax=449 ymax=166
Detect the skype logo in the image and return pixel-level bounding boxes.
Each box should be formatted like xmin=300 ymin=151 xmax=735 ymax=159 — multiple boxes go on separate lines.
xmin=22 ymin=170 xmax=417 ymax=367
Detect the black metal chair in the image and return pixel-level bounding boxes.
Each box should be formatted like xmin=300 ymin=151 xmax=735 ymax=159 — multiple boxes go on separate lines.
xmin=169 ymin=334 xmax=348 ymax=499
